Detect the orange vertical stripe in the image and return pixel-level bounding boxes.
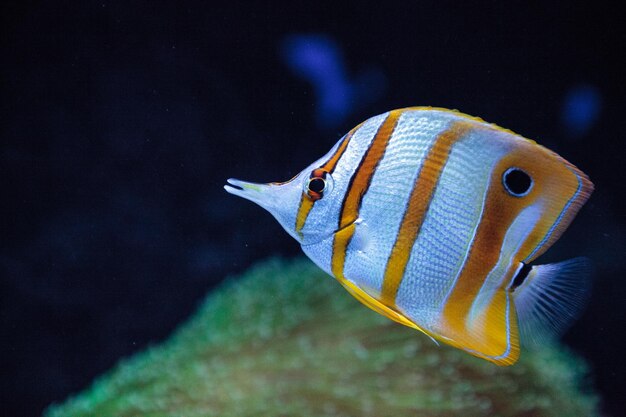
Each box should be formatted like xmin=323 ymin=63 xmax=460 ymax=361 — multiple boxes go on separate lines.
xmin=441 ymin=143 xmax=589 ymax=329
xmin=435 ymin=128 xmax=589 ymax=364
xmin=440 ymin=153 xmax=541 ymax=339
xmin=294 ymin=125 xmax=359 ymax=238
xmin=380 ymin=122 xmax=473 ymax=305
xmin=442 ymin=158 xmax=527 ymax=313
xmin=331 ymin=110 xmax=402 ymax=278
xmin=295 ymin=197 xmax=314 ymax=238
xmin=322 ymin=123 xmax=361 ymax=173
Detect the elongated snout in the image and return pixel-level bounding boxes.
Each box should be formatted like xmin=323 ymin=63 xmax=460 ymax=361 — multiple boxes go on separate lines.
xmin=224 ymin=178 xmax=276 ymax=208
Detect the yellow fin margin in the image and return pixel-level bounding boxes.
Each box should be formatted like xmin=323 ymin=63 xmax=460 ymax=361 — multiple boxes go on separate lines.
xmin=334 ymin=276 xmax=438 ymax=340
xmin=441 ymin=290 xmax=520 ymax=366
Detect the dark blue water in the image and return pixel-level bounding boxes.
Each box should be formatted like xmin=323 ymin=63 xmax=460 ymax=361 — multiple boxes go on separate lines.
xmin=2 ymin=2 xmax=624 ymax=416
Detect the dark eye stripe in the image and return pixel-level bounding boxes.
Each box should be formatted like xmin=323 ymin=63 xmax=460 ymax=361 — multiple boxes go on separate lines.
xmin=294 ymin=124 xmax=360 ymax=238
xmin=331 ymin=110 xmax=402 ymax=278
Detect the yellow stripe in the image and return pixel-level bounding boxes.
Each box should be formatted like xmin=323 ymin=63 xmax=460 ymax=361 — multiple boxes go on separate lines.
xmin=331 ymin=110 xmax=402 ymax=278
xmin=442 ymin=154 xmax=532 ymax=321
xmin=433 ymin=122 xmax=591 ymax=364
xmin=380 ymin=122 xmax=472 ymax=305
xmin=295 ymin=125 xmax=359 ymax=238
xmin=295 ymin=197 xmax=314 ymax=238
xmin=440 ymin=152 xmax=541 ymax=363
xmin=327 ymin=109 xmax=437 ymax=338
xmin=442 ymin=144 xmax=590 ymax=329
xmin=323 ymin=124 xmax=360 ymax=173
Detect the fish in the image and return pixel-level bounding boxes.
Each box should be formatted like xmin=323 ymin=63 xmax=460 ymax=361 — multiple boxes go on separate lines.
xmin=224 ymin=107 xmax=594 ymax=365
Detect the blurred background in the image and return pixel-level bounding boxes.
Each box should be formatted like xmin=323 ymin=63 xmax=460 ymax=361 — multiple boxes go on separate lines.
xmin=1 ymin=1 xmax=624 ymax=416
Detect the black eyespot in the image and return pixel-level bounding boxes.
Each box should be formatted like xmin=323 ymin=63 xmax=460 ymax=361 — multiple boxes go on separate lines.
xmin=502 ymin=168 xmax=533 ymax=197
xmin=308 ymin=177 xmax=326 ymax=194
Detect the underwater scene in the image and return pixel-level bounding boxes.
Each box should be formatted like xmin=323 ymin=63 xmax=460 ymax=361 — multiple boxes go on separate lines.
xmin=2 ymin=2 xmax=624 ymax=416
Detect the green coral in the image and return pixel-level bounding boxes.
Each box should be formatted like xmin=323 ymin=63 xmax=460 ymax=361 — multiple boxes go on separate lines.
xmin=45 ymin=258 xmax=598 ymax=417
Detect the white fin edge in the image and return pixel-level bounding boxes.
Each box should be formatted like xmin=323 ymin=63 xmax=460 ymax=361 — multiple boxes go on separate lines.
xmin=513 ymin=257 xmax=593 ymax=348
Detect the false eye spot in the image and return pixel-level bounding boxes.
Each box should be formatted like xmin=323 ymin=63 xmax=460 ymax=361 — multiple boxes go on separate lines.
xmin=502 ymin=167 xmax=533 ymax=197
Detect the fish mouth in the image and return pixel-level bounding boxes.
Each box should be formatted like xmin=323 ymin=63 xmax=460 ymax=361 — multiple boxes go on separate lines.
xmin=224 ymin=178 xmax=244 ymax=192
xmin=224 ymin=178 xmax=274 ymax=208
xmin=224 ymin=178 xmax=247 ymax=195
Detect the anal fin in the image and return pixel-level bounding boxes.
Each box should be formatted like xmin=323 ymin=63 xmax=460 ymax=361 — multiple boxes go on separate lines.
xmin=442 ymin=289 xmax=520 ymax=366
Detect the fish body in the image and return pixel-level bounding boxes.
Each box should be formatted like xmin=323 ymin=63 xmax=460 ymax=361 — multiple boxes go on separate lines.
xmin=225 ymin=107 xmax=593 ymax=365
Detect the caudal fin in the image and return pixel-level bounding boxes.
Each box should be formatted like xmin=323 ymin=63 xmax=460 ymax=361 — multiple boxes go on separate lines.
xmin=512 ymin=257 xmax=593 ymax=348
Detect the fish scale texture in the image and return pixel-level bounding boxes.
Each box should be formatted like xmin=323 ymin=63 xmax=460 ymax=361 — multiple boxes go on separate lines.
xmin=45 ymin=258 xmax=598 ymax=417
xmin=345 ymin=112 xmax=441 ymax=293
xmin=396 ymin=127 xmax=505 ymax=328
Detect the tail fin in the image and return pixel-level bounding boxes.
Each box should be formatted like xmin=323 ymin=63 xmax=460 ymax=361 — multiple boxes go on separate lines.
xmin=512 ymin=257 xmax=593 ymax=348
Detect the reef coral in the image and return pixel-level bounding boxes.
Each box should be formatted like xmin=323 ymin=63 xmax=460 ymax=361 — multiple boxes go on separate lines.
xmin=45 ymin=258 xmax=598 ymax=417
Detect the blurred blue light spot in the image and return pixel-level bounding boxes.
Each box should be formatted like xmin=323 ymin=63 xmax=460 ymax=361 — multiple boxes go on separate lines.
xmin=282 ymin=34 xmax=344 ymax=82
xmin=281 ymin=34 xmax=386 ymax=129
xmin=561 ymin=85 xmax=601 ymax=138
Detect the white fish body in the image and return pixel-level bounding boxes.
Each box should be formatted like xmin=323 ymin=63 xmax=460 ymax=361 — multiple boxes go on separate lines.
xmin=225 ymin=107 xmax=593 ymax=365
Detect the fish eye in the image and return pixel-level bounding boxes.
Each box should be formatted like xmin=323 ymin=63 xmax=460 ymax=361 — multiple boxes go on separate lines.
xmin=309 ymin=178 xmax=326 ymax=193
xmin=502 ymin=167 xmax=533 ymax=197
xmin=305 ymin=169 xmax=334 ymax=200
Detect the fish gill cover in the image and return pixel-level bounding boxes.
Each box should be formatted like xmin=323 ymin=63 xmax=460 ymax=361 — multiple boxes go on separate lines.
xmin=45 ymin=258 xmax=598 ymax=417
